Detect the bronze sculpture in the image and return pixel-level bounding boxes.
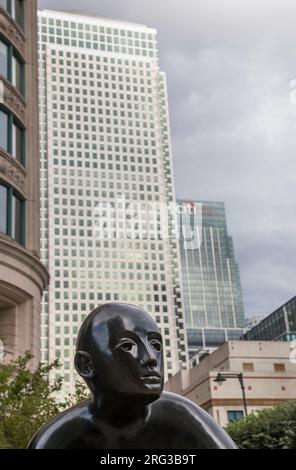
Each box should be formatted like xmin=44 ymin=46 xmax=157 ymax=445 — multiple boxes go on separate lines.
xmin=28 ymin=303 xmax=237 ymax=449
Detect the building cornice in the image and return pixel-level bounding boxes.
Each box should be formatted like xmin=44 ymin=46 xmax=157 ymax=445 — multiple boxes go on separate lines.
xmin=0 ymin=75 xmax=26 ymax=124
xmin=0 ymin=236 xmax=49 ymax=295
xmin=0 ymin=147 xmax=27 ymax=194
xmin=181 ymin=370 xmax=296 ymax=397
xmin=202 ymin=398 xmax=289 ymax=410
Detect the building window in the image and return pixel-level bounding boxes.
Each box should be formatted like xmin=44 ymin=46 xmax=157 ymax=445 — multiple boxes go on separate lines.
xmin=0 ymin=108 xmax=8 ymax=150
xmin=0 ymin=183 xmax=7 ymax=233
xmin=12 ymin=120 xmax=23 ymax=161
xmin=12 ymin=53 xmax=24 ymax=93
xmin=0 ymin=0 xmax=7 ymax=11
xmin=0 ymin=107 xmax=25 ymax=165
xmin=0 ymin=0 xmax=24 ymax=30
xmin=0 ymin=40 xmax=25 ymax=95
xmin=0 ymin=182 xmax=25 ymax=245
xmin=227 ymin=410 xmax=244 ymax=423
xmin=11 ymin=0 xmax=23 ymax=28
xmin=11 ymin=192 xmax=22 ymax=242
xmin=0 ymin=39 xmax=8 ymax=78
xmin=274 ymin=363 xmax=286 ymax=372
xmin=243 ymin=362 xmax=254 ymax=372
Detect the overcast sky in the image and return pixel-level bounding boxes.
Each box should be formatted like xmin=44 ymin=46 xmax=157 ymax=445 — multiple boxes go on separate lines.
xmin=38 ymin=0 xmax=296 ymax=318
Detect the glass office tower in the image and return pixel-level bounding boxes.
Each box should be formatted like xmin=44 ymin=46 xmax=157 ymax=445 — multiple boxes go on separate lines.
xmin=178 ymin=200 xmax=245 ymax=358
xmin=38 ymin=10 xmax=188 ymax=394
xmin=244 ymin=296 xmax=296 ymax=342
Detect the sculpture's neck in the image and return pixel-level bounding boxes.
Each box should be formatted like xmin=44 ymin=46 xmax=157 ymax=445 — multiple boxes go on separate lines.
xmin=90 ymin=391 xmax=151 ymax=429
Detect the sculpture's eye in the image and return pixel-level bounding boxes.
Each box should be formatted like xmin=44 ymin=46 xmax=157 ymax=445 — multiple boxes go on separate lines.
xmin=151 ymin=340 xmax=162 ymax=352
xmin=121 ymin=341 xmax=135 ymax=352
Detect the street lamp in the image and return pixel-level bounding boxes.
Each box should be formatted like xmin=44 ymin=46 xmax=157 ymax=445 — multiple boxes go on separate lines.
xmin=214 ymin=372 xmax=248 ymax=417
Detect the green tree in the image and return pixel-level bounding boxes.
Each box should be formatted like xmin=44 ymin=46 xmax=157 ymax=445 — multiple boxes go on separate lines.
xmin=227 ymin=400 xmax=296 ymax=449
xmin=0 ymin=353 xmax=89 ymax=449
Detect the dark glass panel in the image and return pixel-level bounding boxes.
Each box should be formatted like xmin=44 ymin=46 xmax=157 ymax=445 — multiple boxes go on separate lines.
xmin=0 ymin=184 xmax=7 ymax=234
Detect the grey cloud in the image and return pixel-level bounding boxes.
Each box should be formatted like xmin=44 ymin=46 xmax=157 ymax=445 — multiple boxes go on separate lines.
xmin=38 ymin=0 xmax=296 ymax=317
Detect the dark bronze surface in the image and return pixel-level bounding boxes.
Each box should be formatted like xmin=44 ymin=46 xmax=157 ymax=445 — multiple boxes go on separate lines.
xmin=28 ymin=303 xmax=237 ymax=449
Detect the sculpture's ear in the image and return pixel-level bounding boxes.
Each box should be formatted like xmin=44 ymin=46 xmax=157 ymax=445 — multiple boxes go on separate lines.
xmin=75 ymin=351 xmax=95 ymax=379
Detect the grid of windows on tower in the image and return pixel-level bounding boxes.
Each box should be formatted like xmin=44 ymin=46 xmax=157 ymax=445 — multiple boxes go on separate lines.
xmin=38 ymin=11 xmax=187 ymax=394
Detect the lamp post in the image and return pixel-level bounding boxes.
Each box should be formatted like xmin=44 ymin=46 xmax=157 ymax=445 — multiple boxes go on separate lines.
xmin=214 ymin=372 xmax=248 ymax=417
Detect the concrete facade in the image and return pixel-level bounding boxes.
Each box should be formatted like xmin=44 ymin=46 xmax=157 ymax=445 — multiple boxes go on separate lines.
xmin=38 ymin=10 xmax=188 ymax=394
xmin=165 ymin=341 xmax=296 ymax=427
xmin=0 ymin=0 xmax=49 ymax=366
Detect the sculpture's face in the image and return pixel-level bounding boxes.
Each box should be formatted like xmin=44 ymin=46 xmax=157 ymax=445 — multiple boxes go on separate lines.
xmin=78 ymin=304 xmax=164 ymax=400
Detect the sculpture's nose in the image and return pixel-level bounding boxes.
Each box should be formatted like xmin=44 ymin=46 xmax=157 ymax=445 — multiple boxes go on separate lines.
xmin=140 ymin=345 xmax=158 ymax=368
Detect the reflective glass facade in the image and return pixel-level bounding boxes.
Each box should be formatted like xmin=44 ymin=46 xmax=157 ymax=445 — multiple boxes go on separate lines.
xmin=0 ymin=30 xmax=25 ymax=96
xmin=178 ymin=200 xmax=245 ymax=356
xmin=0 ymin=182 xmax=25 ymax=244
xmin=0 ymin=108 xmax=25 ymax=164
xmin=243 ymin=296 xmax=296 ymax=342
xmin=0 ymin=0 xmax=24 ymax=29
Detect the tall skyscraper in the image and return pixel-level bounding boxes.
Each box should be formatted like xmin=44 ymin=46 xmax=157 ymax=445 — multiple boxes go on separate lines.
xmin=38 ymin=9 xmax=188 ymax=394
xmin=178 ymin=200 xmax=245 ymax=358
xmin=0 ymin=0 xmax=49 ymax=366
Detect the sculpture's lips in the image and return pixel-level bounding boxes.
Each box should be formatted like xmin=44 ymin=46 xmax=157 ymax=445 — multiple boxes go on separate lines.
xmin=140 ymin=371 xmax=161 ymax=382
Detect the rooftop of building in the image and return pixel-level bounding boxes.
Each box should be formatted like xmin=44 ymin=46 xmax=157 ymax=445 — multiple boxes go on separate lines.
xmin=165 ymin=340 xmax=295 ymax=393
xmin=244 ymin=314 xmax=267 ymax=326
xmin=244 ymin=295 xmax=296 ymax=337
xmin=268 ymin=295 xmax=296 ymax=315
xmin=177 ymin=199 xmax=225 ymax=207
xmin=38 ymin=9 xmax=157 ymax=33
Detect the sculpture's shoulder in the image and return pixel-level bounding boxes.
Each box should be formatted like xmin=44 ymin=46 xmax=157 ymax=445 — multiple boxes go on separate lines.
xmin=157 ymin=391 xmax=209 ymax=414
xmin=150 ymin=392 xmax=237 ymax=449
xmin=28 ymin=399 xmax=92 ymax=449
xmin=152 ymin=391 xmax=211 ymax=421
xmin=158 ymin=391 xmax=202 ymax=409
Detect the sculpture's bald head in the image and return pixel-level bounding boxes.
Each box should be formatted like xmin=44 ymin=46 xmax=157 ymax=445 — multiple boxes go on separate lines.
xmin=75 ymin=303 xmax=164 ymax=399
xmin=76 ymin=303 xmax=160 ymax=353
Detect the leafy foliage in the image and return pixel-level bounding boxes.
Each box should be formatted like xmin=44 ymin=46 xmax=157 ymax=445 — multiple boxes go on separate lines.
xmin=226 ymin=400 xmax=296 ymax=449
xmin=0 ymin=353 xmax=89 ymax=449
